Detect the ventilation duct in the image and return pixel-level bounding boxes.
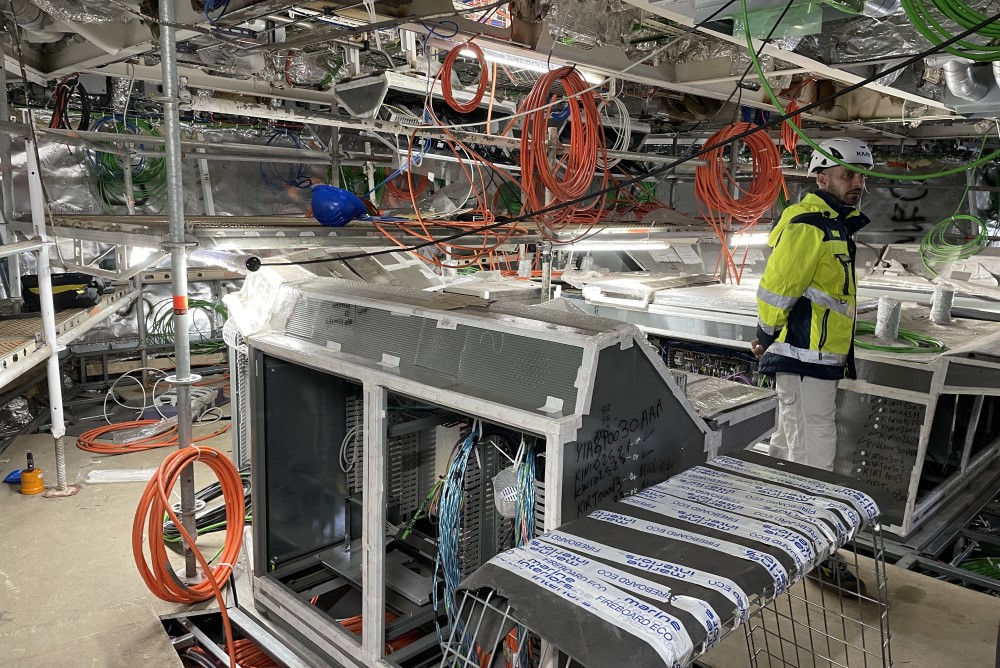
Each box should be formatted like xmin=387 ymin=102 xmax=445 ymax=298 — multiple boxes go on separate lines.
xmin=939 ymin=58 xmax=990 ymax=102
xmin=1 ymin=0 xmax=64 ymax=42
xmin=28 ymin=0 xmax=118 ymax=23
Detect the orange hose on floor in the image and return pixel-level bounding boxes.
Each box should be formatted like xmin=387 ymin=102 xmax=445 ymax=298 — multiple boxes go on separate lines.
xmin=77 ymin=420 xmax=230 ymax=454
xmin=133 ymin=446 xmax=244 ymax=667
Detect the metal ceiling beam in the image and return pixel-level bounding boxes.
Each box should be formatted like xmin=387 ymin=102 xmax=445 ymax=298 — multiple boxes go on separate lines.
xmin=89 ymin=62 xmax=338 ymax=105
xmin=42 ymin=0 xmax=278 ymax=78
xmin=620 ymin=0 xmax=954 ymax=114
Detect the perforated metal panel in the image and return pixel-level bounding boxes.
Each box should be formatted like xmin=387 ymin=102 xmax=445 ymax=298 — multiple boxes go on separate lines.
xmin=285 ymin=296 xmax=584 ymax=415
xmin=229 ymin=332 xmax=252 ymax=471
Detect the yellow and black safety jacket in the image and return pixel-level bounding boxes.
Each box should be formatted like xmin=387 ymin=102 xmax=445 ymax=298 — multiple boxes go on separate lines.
xmin=756 ymin=190 xmax=870 ymax=380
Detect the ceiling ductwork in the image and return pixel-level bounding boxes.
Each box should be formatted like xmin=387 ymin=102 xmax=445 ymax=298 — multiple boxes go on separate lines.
xmin=939 ymin=58 xmax=990 ymax=102
xmin=2 ymin=0 xmax=64 ymax=43
xmin=28 ymin=0 xmax=118 ymax=23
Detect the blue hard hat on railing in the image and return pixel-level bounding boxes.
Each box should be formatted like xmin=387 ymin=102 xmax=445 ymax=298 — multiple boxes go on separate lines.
xmin=311 ymin=185 xmax=367 ymax=227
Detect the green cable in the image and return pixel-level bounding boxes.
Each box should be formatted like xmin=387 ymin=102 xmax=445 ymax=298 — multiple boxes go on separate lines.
xmin=147 ymin=298 xmax=229 ymax=355
xmin=854 ymin=320 xmax=946 ymax=353
xmin=919 ymin=214 xmax=990 ymax=276
xmin=739 ymin=0 xmax=1000 ymax=181
xmin=918 ymin=132 xmax=991 ymax=276
xmin=401 ymin=480 xmax=442 ymax=540
xmin=84 ymin=118 xmax=168 ymax=214
xmin=902 ymin=0 xmax=1000 ymax=62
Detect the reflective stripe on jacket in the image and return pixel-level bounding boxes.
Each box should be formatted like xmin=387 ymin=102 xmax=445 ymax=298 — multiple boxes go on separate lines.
xmin=756 ymin=190 xmax=870 ymax=380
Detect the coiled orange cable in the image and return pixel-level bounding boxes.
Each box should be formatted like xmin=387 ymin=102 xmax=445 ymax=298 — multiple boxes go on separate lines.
xmin=441 ymin=41 xmax=489 ymax=114
xmin=782 ymin=100 xmax=801 ymax=163
xmin=519 ymin=67 xmax=608 ymax=236
xmin=133 ymin=446 xmax=244 ymax=667
xmin=696 ymin=122 xmax=785 ymax=284
xmin=77 ymin=419 xmax=230 ymax=454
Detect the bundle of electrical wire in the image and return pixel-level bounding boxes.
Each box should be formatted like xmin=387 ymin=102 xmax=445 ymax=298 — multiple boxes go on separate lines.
xmin=902 ymin=0 xmax=1000 ymax=61
xmin=133 ymin=446 xmax=244 ymax=667
xmin=440 ymin=40 xmax=489 ymax=113
xmin=84 ymin=116 xmax=167 ymax=214
xmin=147 ymin=297 xmax=229 ymax=355
xmin=433 ymin=428 xmax=480 ymax=628
xmin=781 ymin=100 xmax=801 ymax=161
xmin=854 ymin=320 xmax=946 ymax=353
xmin=919 ymin=213 xmax=989 ymax=276
xmin=77 ymin=419 xmax=231 ymax=454
xmin=695 ymin=122 xmax=784 ymax=284
xmin=336 ymin=612 xmax=423 ymax=654
xmin=49 ymin=74 xmax=90 ymax=131
xmin=259 ymin=128 xmax=312 ymax=191
xmin=162 ymin=469 xmax=251 ymax=546
xmin=518 ymin=66 xmax=609 ymax=236
xmin=596 ymin=95 xmax=631 ymax=170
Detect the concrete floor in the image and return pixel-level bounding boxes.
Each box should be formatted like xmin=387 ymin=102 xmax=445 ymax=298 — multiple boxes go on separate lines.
xmin=0 ymin=416 xmax=232 ymax=668
xmin=1 ymin=409 xmax=999 ymax=667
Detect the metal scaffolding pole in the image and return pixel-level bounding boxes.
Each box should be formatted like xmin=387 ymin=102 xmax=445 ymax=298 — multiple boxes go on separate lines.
xmin=24 ymin=137 xmax=77 ymax=497
xmin=159 ymin=0 xmax=200 ymax=580
xmin=0 ymin=66 xmax=19 ymax=308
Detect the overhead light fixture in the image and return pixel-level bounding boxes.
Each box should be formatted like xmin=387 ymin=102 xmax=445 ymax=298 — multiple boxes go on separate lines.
xmin=560 ymin=239 xmax=672 ymax=251
xmin=458 ymin=48 xmax=603 ymax=85
xmin=730 ymin=232 xmax=770 ymax=247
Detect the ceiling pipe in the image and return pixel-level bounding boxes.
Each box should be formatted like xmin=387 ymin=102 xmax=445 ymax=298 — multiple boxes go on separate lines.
xmin=939 ymin=58 xmax=990 ymax=101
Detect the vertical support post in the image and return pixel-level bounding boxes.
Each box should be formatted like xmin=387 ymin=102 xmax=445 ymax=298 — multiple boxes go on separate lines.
xmin=122 ymin=143 xmax=137 ymax=216
xmin=25 ymin=137 xmax=75 ymax=497
xmin=540 ymin=241 xmax=552 ymax=302
xmin=967 ymin=167 xmax=979 ymax=237
xmin=361 ymin=384 xmax=387 ymax=663
xmin=159 ymin=0 xmax=200 ymax=580
xmin=330 ymin=127 xmax=340 ymax=188
xmin=135 ymin=268 xmax=148 ymax=380
xmin=0 ymin=64 xmax=14 ymax=300
xmin=196 ymin=132 xmax=216 ymax=216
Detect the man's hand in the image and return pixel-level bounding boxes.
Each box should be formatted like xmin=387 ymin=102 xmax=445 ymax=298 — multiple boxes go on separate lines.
xmin=751 ymin=339 xmax=766 ymax=360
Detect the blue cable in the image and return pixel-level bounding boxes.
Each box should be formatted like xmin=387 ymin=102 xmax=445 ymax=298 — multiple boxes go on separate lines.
xmin=415 ymin=18 xmax=459 ymax=56
xmin=432 ymin=429 xmax=479 ymax=643
xmin=259 ymin=129 xmax=312 ymax=191
xmin=202 ymin=0 xmax=230 ymax=25
xmin=363 ymin=138 xmax=432 ymax=197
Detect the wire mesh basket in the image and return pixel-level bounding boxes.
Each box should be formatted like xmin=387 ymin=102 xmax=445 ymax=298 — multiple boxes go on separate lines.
xmin=440 ymin=524 xmax=893 ymax=668
xmin=744 ymin=524 xmax=892 ymax=668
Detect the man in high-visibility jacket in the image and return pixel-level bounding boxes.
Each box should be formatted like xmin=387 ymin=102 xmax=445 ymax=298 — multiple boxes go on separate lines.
xmin=752 ymin=137 xmax=873 ymax=471
xmin=752 ymin=137 xmax=874 ymax=598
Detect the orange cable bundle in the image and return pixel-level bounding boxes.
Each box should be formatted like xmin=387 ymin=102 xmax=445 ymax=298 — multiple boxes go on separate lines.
xmin=336 ymin=612 xmax=423 ymax=654
xmin=77 ymin=419 xmax=230 ymax=454
xmin=385 ymin=171 xmax=430 ymax=200
xmin=441 ymin=42 xmax=489 ymax=113
xmin=133 ymin=446 xmax=245 ymax=666
xmin=782 ymin=100 xmax=802 ymax=162
xmin=518 ymin=66 xmax=608 ymax=236
xmin=232 ymin=638 xmax=278 ymax=668
xmin=695 ymin=122 xmax=785 ymax=284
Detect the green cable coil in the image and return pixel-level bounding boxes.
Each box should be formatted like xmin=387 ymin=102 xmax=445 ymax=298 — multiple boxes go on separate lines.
xmin=146 ymin=298 xmax=229 ymax=355
xmin=84 ymin=117 xmax=168 ymax=214
xmin=854 ymin=320 xmax=946 ymax=353
xmin=739 ymin=0 xmax=1000 ymax=181
xmin=919 ymin=214 xmax=990 ymax=276
xmin=902 ymin=0 xmax=1000 ymax=62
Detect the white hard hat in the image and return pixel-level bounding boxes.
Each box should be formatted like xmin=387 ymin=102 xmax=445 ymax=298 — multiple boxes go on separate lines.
xmin=808 ymin=137 xmax=873 ymax=175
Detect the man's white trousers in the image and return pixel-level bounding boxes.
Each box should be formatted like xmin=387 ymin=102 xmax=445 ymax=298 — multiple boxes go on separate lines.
xmin=767 ymin=372 xmax=838 ymax=472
